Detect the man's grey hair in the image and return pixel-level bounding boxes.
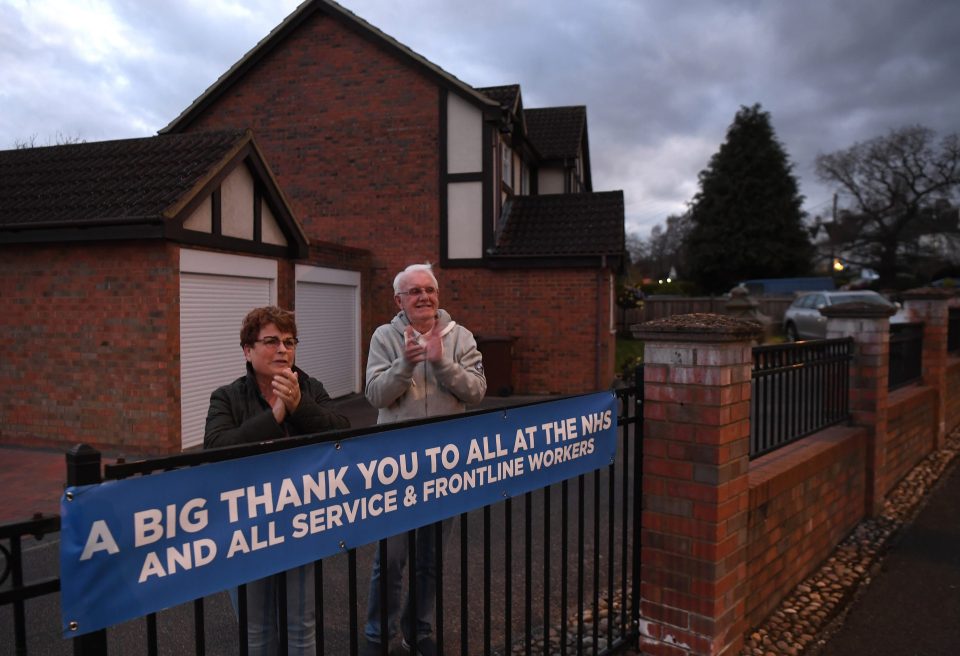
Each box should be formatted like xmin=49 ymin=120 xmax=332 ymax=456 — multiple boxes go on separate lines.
xmin=393 ymin=263 xmax=439 ymax=294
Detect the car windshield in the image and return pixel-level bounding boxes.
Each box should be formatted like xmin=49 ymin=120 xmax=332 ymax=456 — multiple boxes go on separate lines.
xmin=830 ymin=293 xmax=892 ymax=307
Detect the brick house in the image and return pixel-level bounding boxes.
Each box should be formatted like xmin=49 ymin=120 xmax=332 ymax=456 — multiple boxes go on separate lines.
xmin=161 ymin=0 xmax=626 ymax=397
xmin=0 ymin=130 xmax=369 ymax=453
xmin=1 ymin=1 xmax=623 ymax=455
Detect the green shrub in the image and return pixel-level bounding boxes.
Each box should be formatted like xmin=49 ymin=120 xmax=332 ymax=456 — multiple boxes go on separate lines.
xmin=616 ymin=337 xmax=644 ymax=379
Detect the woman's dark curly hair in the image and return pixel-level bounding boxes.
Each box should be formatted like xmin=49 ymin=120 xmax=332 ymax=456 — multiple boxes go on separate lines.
xmin=240 ymin=306 xmax=297 ymax=346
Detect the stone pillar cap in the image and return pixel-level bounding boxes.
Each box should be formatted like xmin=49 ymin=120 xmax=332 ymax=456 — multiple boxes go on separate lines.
xmin=631 ymin=313 xmax=763 ymax=342
xmin=819 ymin=301 xmax=896 ymax=319
xmin=726 ymin=285 xmax=759 ymax=311
xmin=900 ymin=286 xmax=955 ymax=301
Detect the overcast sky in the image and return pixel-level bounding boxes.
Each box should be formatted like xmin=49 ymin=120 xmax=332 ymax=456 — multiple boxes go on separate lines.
xmin=2 ymin=0 xmax=958 ymax=238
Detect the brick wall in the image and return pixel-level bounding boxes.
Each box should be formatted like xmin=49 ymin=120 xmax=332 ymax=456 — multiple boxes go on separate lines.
xmin=741 ymin=383 xmax=937 ymax=635
xmin=0 ymin=241 xmax=181 ymax=453
xmin=443 ymin=268 xmax=615 ymax=393
xmin=331 ymin=264 xmax=613 ymax=394
xmin=947 ymin=357 xmax=960 ymax=433
xmin=883 ymin=385 xmax=938 ymax=496
xmin=178 ymin=11 xmax=614 ymax=394
xmin=745 ymin=427 xmax=866 ymax=629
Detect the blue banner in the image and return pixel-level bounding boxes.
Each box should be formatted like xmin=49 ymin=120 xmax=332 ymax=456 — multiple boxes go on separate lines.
xmin=60 ymin=392 xmax=617 ymax=636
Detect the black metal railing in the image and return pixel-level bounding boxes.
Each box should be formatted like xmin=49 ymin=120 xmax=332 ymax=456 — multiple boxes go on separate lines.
xmin=750 ymin=338 xmax=853 ymax=459
xmin=1 ymin=373 xmax=643 ymax=655
xmin=0 ymin=514 xmax=61 ymax=656
xmin=889 ymin=322 xmax=924 ymax=391
xmin=948 ymin=307 xmax=960 ymax=354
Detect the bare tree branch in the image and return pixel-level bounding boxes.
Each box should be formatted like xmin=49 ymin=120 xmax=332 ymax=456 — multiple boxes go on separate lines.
xmin=815 ymin=125 xmax=960 ymax=286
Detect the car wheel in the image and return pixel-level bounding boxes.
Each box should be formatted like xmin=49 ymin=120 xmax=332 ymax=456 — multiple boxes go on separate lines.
xmin=785 ymin=322 xmax=799 ymax=342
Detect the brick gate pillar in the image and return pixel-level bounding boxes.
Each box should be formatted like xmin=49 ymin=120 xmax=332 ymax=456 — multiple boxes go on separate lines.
xmin=902 ymin=287 xmax=954 ymax=449
xmin=821 ymin=301 xmax=895 ymax=517
xmin=632 ymin=314 xmax=762 ymax=656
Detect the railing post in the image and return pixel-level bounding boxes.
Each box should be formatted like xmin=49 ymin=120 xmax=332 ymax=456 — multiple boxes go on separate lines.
xmin=632 ymin=314 xmax=762 ymax=656
xmin=902 ymin=287 xmax=954 ymax=449
xmin=65 ymin=444 xmax=108 ymax=655
xmin=821 ymin=302 xmax=895 ymax=517
xmin=630 ymin=363 xmax=644 ymax=646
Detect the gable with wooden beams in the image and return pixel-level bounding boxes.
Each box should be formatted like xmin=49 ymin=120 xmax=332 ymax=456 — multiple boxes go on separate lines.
xmin=0 ymin=129 xmax=308 ymax=259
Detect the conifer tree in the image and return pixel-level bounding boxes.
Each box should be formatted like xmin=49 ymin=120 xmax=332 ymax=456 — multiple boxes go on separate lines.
xmin=685 ymin=104 xmax=813 ymax=293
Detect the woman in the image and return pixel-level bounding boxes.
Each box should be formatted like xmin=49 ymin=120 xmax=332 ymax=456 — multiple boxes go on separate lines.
xmin=204 ymin=305 xmax=349 ymax=655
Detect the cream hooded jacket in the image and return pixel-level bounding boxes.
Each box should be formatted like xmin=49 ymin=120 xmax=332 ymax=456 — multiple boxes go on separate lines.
xmin=365 ymin=309 xmax=486 ymax=423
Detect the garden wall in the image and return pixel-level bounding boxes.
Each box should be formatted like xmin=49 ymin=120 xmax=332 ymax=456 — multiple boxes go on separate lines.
xmin=636 ymin=289 xmax=957 ymax=655
xmin=947 ymin=357 xmax=960 ymax=433
xmin=883 ymin=385 xmax=938 ymax=498
xmin=745 ymin=426 xmax=867 ymax=629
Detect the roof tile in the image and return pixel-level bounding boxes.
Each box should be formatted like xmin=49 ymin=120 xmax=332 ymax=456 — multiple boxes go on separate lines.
xmin=494 ymin=191 xmax=624 ymax=257
xmin=477 ymin=84 xmax=520 ymax=110
xmin=524 ymin=107 xmax=586 ymax=160
xmin=0 ymin=130 xmax=248 ymax=229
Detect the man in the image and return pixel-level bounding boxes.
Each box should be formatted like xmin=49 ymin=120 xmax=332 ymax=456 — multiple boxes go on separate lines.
xmin=363 ymin=263 xmax=486 ymax=656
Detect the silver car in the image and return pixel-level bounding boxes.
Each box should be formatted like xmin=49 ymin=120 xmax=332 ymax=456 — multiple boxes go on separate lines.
xmin=782 ymin=290 xmax=906 ymax=341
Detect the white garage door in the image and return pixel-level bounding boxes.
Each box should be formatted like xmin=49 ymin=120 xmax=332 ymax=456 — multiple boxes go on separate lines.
xmin=295 ymin=266 xmax=360 ymax=398
xmin=179 ymin=250 xmax=276 ymax=450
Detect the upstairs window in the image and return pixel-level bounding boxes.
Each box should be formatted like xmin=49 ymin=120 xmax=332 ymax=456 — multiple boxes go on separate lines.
xmin=501 ymin=143 xmax=513 ymax=189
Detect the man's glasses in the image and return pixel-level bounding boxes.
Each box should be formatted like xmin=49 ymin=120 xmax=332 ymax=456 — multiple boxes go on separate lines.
xmin=255 ymin=336 xmax=299 ymax=349
xmin=397 ymin=286 xmax=438 ymax=297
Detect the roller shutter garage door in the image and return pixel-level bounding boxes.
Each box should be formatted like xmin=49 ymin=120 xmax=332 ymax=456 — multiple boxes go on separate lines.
xmin=180 ymin=270 xmax=273 ymax=450
xmin=295 ymin=266 xmax=360 ymax=399
xmin=180 ymin=273 xmax=271 ymax=449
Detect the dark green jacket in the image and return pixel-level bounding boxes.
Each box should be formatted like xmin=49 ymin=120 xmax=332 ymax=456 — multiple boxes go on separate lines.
xmin=203 ymin=364 xmax=349 ymax=448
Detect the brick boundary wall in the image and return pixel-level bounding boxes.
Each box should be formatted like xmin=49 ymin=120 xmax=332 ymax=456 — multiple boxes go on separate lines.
xmin=947 ymin=357 xmax=960 ymax=433
xmin=903 ymin=288 xmax=952 ymax=448
xmin=631 ymin=288 xmax=957 ymax=655
xmin=634 ymin=314 xmax=760 ymax=656
xmin=821 ymin=300 xmax=896 ymax=517
xmin=883 ymin=385 xmax=938 ymax=498
xmin=744 ymin=426 xmax=866 ymax=630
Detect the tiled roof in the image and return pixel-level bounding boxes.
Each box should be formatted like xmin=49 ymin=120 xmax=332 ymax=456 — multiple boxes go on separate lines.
xmin=524 ymin=106 xmax=586 ymax=160
xmin=0 ymin=130 xmax=249 ymax=230
xmin=494 ymin=191 xmax=624 ymax=257
xmin=477 ymin=84 xmax=520 ymax=110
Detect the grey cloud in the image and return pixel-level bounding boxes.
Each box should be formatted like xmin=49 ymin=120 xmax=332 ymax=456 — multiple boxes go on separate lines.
xmin=2 ymin=0 xmax=957 ymax=236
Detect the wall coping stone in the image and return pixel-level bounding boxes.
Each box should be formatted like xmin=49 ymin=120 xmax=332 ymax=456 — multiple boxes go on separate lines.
xmin=631 ymin=312 xmax=763 ymax=342
xmin=900 ymin=286 xmax=955 ymax=301
xmin=820 ymin=301 xmax=896 ymax=319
